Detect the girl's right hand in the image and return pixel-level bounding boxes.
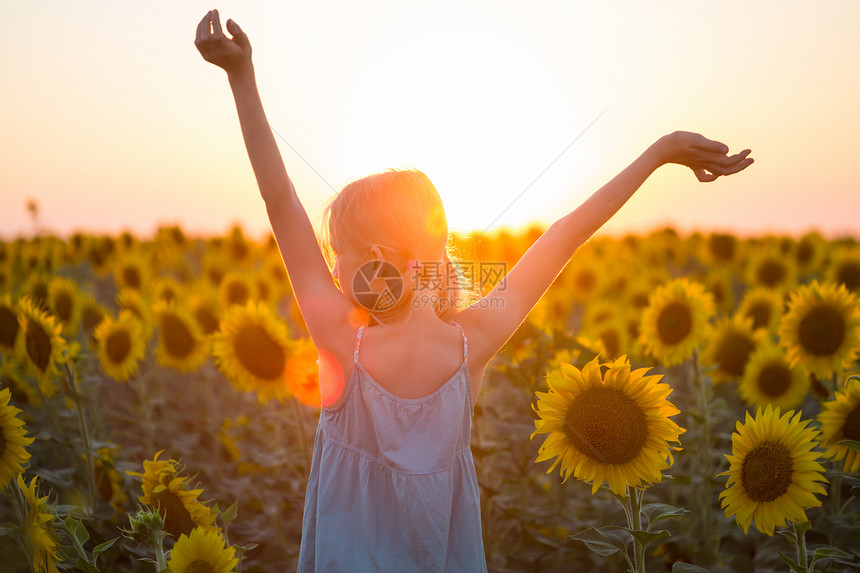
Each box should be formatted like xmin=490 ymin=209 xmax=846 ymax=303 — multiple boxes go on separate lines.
xmin=195 ymin=10 xmax=252 ymax=75
xmin=655 ymin=131 xmax=754 ymax=182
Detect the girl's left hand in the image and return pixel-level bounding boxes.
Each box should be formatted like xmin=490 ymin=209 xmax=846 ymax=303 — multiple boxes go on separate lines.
xmin=195 ymin=10 xmax=252 ymax=75
xmin=656 ymin=131 xmax=754 ymax=182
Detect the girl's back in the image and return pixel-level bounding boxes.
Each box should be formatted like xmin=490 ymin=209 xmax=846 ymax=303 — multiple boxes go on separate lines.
xmin=298 ymin=320 xmax=487 ymax=572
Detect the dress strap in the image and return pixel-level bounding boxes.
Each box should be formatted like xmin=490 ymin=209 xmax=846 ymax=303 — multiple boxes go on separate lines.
xmin=353 ymin=325 xmax=365 ymax=363
xmin=449 ymin=320 xmax=468 ymax=361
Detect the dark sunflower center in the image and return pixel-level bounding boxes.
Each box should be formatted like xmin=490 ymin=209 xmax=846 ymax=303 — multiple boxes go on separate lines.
xmin=150 ymin=489 xmax=196 ymax=538
xmin=106 ymin=330 xmax=131 ymax=363
xmin=798 ymin=305 xmax=845 ymax=356
xmin=599 ymin=328 xmax=621 ymax=359
xmin=0 ymin=306 xmax=19 ymax=348
xmin=55 ymin=292 xmax=73 ymax=322
xmin=25 ymin=320 xmax=52 ymax=372
xmin=632 ymin=293 xmax=650 ymax=309
xmin=657 ymin=302 xmax=693 ymax=345
xmin=122 ymin=267 xmax=141 ymax=290
xmin=234 ymin=325 xmax=286 ymax=379
xmin=745 ymin=301 xmax=772 ymax=330
xmin=563 ymin=386 xmax=649 ymax=464
xmin=194 ymin=307 xmax=220 ymax=335
xmin=161 ymin=314 xmax=195 ymax=359
xmin=757 ymin=362 xmax=791 ymax=397
xmin=31 ymin=283 xmax=49 ymax=310
xmin=757 ymin=260 xmax=786 ymax=288
xmin=836 ymin=262 xmax=860 ymax=292
xmin=709 ymin=234 xmax=735 ymax=262
xmin=82 ymin=306 xmax=105 ymax=340
xmin=94 ymin=461 xmax=114 ymax=503
xmin=226 ymin=282 xmax=249 ymax=306
xmin=741 ymin=441 xmax=793 ymax=502
xmin=796 ymin=242 xmax=814 ymax=266
xmin=715 ymin=331 xmax=755 ymax=378
xmin=160 ymin=287 xmax=177 ymax=304
xmin=844 ymin=405 xmax=860 ymax=442
xmin=575 ymin=270 xmax=596 ymax=292
xmin=185 ymin=560 xmax=217 ymax=573
xmin=710 ymin=283 xmax=727 ymax=307
xmin=257 ymin=280 xmax=271 ymax=302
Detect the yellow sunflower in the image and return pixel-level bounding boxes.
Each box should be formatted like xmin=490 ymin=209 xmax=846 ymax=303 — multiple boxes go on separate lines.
xmin=217 ymin=272 xmax=256 ymax=308
xmin=531 ymin=356 xmax=685 ymax=495
xmin=735 ymin=286 xmax=784 ymax=333
xmin=793 ymin=232 xmax=825 ymax=277
xmin=15 ymin=297 xmax=67 ymax=396
xmin=79 ymin=295 xmax=108 ymax=347
xmin=212 ymin=300 xmax=294 ymax=403
xmin=93 ymin=446 xmax=129 ymax=516
xmin=17 ymin=473 xmax=61 ymax=573
xmin=94 ymin=311 xmax=147 ymax=382
xmin=22 ymin=273 xmax=51 ymax=312
xmin=701 ymin=316 xmax=763 ymax=384
xmin=167 ymin=527 xmax=239 ymax=573
xmin=562 ymin=252 xmax=602 ymax=303
xmin=153 ymin=301 xmax=209 ymax=373
xmin=1 ymin=387 xmax=35 ymax=490
xmin=0 ymin=293 xmax=21 ymax=355
xmin=113 ymin=253 xmax=149 ymax=292
xmin=719 ymin=405 xmax=827 ymax=536
xmin=286 ymin=337 xmax=322 ymax=407
xmin=151 ymin=276 xmax=184 ymax=305
xmin=738 ymin=344 xmax=810 ymax=412
xmin=638 ymin=278 xmax=715 ymax=367
xmin=701 ymin=267 xmax=736 ymax=314
xmin=778 ymin=280 xmax=860 ymax=379
xmin=818 ymin=378 xmax=860 ymax=473
xmin=117 ymin=288 xmax=155 ymax=340
xmin=46 ymin=276 xmax=82 ymax=337
xmin=744 ymin=246 xmax=796 ymax=293
xmin=827 ymin=246 xmax=860 ymax=295
xmin=187 ymin=289 xmax=222 ymax=336
xmin=585 ymin=316 xmax=630 ymax=361
xmin=127 ymin=451 xmax=217 ymax=539
xmin=704 ymin=232 xmax=740 ymax=266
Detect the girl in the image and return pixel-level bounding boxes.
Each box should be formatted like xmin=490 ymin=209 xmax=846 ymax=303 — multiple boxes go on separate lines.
xmin=194 ymin=10 xmax=753 ymax=571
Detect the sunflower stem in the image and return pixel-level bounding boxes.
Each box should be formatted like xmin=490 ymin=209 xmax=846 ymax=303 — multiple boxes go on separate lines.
xmin=794 ymin=521 xmax=809 ymax=573
xmin=132 ymin=371 xmax=156 ymax=457
xmin=64 ymin=360 xmax=97 ymax=515
xmin=627 ymin=486 xmax=645 ymax=573
xmin=692 ymin=350 xmax=718 ymax=556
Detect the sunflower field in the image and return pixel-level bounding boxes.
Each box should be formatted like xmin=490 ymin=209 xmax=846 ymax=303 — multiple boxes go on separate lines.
xmin=1 ymin=225 xmax=860 ymax=572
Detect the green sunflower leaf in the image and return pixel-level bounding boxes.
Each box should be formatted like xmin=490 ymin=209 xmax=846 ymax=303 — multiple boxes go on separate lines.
xmin=642 ymin=503 xmax=688 ymax=528
xmin=777 ymin=550 xmax=803 ymax=572
xmin=75 ymin=557 xmax=99 ymax=573
xmin=92 ymin=537 xmax=119 ymax=565
xmin=569 ymin=526 xmax=632 ymax=556
xmin=810 ymin=545 xmax=855 ymax=565
xmin=626 ymin=527 xmax=671 ymax=549
xmin=672 ymin=563 xmax=712 ymax=573
xmin=63 ymin=514 xmax=90 ymax=545
xmin=837 ymin=439 xmax=860 ymax=453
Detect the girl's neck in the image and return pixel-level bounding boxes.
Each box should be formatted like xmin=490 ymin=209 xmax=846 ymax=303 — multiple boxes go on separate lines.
xmin=368 ymin=300 xmax=441 ymax=329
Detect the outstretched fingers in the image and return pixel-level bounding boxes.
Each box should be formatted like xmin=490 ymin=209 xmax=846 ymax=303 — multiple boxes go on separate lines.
xmin=211 ymin=9 xmax=225 ymax=39
xmin=195 ymin=10 xmax=212 ymax=45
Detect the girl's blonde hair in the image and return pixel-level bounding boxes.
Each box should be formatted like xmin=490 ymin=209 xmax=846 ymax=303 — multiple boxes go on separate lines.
xmin=322 ymin=168 xmax=470 ymax=323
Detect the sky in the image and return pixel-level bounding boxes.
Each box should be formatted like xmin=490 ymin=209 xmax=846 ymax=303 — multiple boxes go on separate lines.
xmin=2 ymin=1 xmax=859 ymax=241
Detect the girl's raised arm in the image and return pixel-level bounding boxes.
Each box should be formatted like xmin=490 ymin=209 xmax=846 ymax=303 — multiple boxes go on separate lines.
xmin=458 ymin=131 xmax=753 ymax=368
xmin=195 ymin=11 xmax=355 ymax=350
